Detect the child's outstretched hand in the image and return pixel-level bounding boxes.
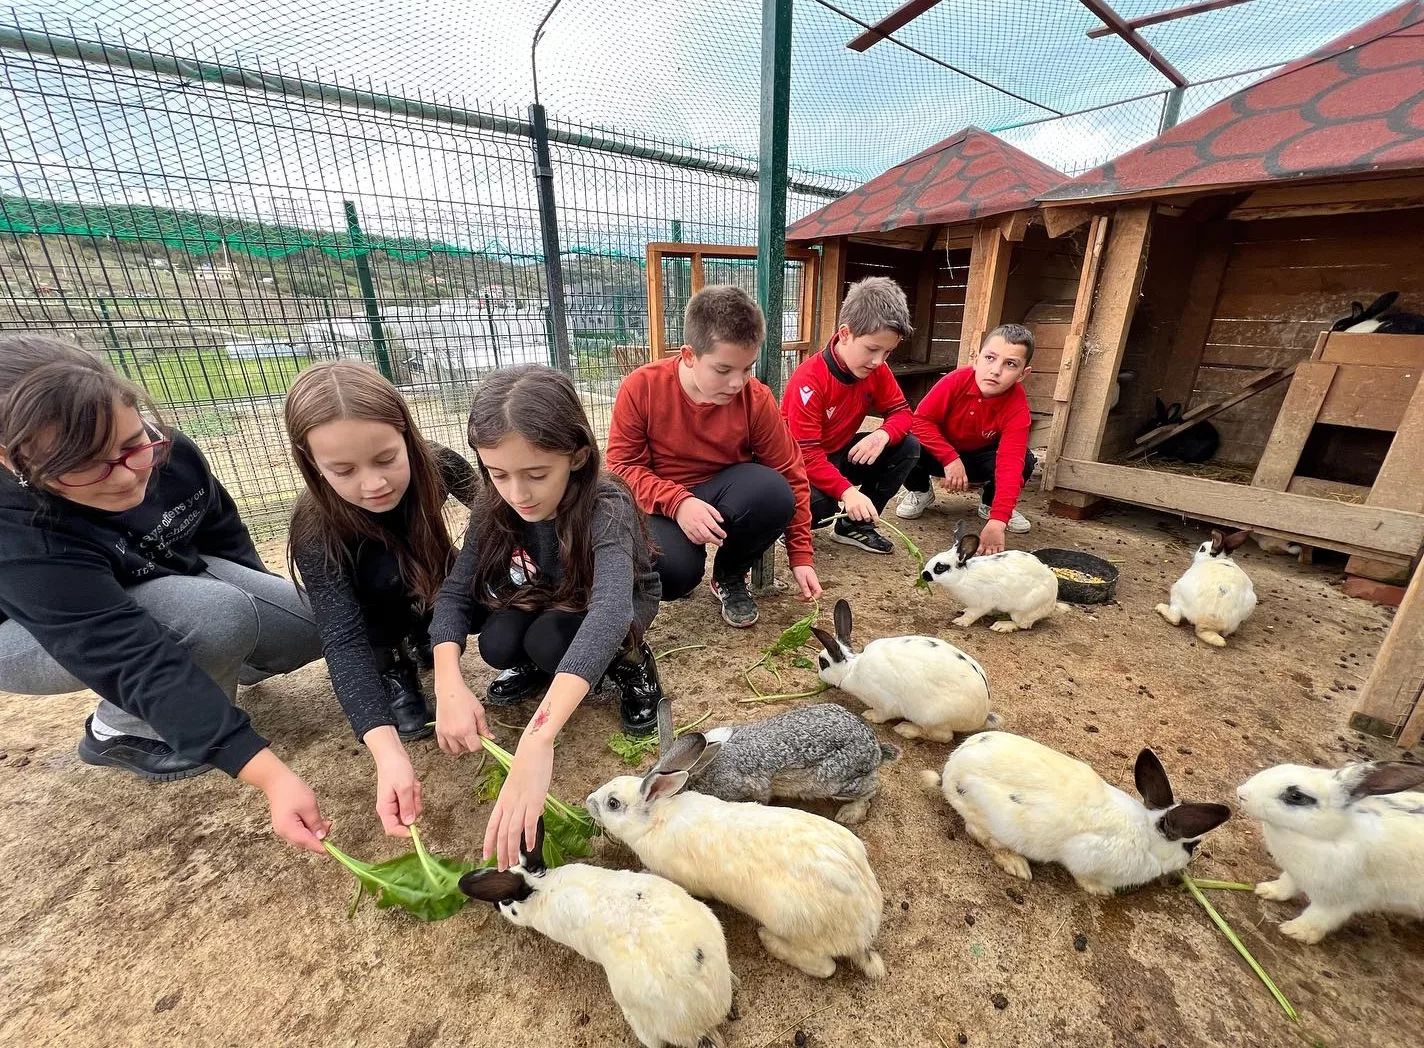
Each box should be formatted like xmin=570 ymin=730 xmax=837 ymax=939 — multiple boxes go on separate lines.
xmin=792 ymin=564 xmax=823 ymax=601
xmin=484 ymin=736 xmax=554 ymax=870
xmin=435 ymin=677 xmax=493 ymax=755
xmin=374 ymin=749 xmax=423 ymax=838
xmin=941 ymin=459 xmax=969 ymax=492
xmin=978 ymin=519 xmax=1007 ymax=556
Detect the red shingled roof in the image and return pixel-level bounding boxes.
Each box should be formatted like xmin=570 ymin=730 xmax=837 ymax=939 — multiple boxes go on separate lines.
xmin=786 ymin=128 xmax=1066 ymax=242
xmin=1042 ymin=1 xmax=1424 ymax=203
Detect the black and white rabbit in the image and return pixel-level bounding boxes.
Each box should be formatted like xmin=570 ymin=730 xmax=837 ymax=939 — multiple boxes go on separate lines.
xmin=1331 ymin=291 xmax=1424 ymax=335
xmin=1136 ymin=397 xmax=1220 ymax=463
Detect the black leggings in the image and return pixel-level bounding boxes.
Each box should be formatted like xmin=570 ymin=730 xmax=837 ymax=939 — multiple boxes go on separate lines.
xmin=809 ymin=434 xmax=922 ymax=527
xmin=352 ymin=542 xmax=430 ymax=651
xmin=648 ymin=462 xmax=796 ymax=600
xmin=476 ymin=608 xmax=587 ymax=675
xmin=904 ymin=442 xmax=1037 ymax=508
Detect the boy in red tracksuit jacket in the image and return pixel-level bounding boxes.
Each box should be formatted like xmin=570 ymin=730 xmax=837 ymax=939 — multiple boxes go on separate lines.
xmin=781 ymin=276 xmax=921 ymax=555
xmin=898 ymin=324 xmax=1038 ymax=556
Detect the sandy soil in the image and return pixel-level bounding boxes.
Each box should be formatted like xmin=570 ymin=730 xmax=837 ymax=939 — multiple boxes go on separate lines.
xmin=1 ymin=487 xmax=1419 ymax=1048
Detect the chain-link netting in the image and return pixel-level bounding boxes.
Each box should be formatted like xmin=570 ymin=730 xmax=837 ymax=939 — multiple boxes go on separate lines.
xmin=0 ymin=2 xmax=1403 ymax=533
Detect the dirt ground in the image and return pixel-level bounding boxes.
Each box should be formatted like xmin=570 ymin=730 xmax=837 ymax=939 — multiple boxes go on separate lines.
xmin=1 ymin=486 xmax=1420 ymax=1048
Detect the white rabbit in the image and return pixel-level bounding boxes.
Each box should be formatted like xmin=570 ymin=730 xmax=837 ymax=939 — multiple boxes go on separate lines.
xmin=925 ymin=731 xmax=1231 ymax=895
xmin=459 ymin=818 xmax=735 ymax=1048
xmin=921 ymin=523 xmax=1063 ymax=632
xmin=810 ymin=598 xmax=998 ymax=742
xmin=1236 ymin=760 xmax=1424 ymax=944
xmin=1155 ymin=529 xmax=1257 ymax=647
xmin=586 ymin=733 xmax=885 ymax=981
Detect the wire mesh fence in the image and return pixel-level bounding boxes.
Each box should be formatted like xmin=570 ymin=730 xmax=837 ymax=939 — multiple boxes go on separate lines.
xmin=0 ymin=3 xmax=1400 ymax=535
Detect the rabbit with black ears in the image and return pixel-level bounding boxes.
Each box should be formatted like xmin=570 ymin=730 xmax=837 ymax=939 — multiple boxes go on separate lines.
xmin=1236 ymin=759 xmax=1424 ymax=944
xmin=921 ymin=523 xmax=1063 ymax=633
xmin=1136 ymin=398 xmax=1220 ymax=463
xmin=587 ymin=732 xmax=886 ymax=981
xmin=1331 ymin=291 xmax=1424 ymax=335
xmin=1155 ymin=529 xmax=1257 ymax=647
xmin=924 ymin=732 xmax=1231 ymax=895
xmin=667 ymin=698 xmax=899 ymax=825
xmin=460 ymin=818 xmax=736 ymax=1048
xmin=810 ymin=598 xmax=998 ymax=742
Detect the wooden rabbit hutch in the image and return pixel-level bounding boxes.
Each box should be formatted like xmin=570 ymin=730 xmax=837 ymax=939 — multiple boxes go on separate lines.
xmin=1036 ymin=2 xmax=1424 ymax=746
xmin=781 ymin=128 xmax=1079 ymax=441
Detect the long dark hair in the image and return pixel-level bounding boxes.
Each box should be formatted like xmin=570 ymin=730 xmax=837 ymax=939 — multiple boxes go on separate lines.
xmin=468 ymin=365 xmax=653 ymax=612
xmin=0 ymin=333 xmax=167 ymax=490
xmin=285 ymin=361 xmax=456 ymax=609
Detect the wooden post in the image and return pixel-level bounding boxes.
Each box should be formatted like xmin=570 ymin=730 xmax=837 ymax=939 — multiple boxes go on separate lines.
xmin=1041 ymin=213 xmax=1109 ymax=489
xmin=1250 ymin=362 xmax=1337 ymax=489
xmin=1158 ymin=221 xmax=1232 ymax=406
xmin=646 ymin=242 xmax=667 ymax=362
xmin=959 ymin=220 xmax=1012 ymax=366
xmin=1346 ymin=377 xmax=1424 ymax=582
xmin=813 ymin=236 xmax=846 ymax=353
xmin=1056 ymin=204 xmax=1153 ymax=466
xmin=1350 ymin=561 xmax=1424 ymax=745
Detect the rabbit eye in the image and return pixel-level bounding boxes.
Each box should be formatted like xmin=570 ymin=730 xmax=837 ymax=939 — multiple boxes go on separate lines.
xmin=606 ymin=797 xmax=622 ymax=812
xmin=1281 ymin=786 xmax=1317 ymax=807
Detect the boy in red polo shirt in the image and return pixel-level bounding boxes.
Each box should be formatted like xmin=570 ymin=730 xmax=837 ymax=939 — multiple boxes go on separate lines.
xmin=606 ymin=285 xmax=822 ymax=628
xmin=897 ymin=324 xmax=1037 ymax=556
xmin=781 ymin=276 xmax=921 ymax=555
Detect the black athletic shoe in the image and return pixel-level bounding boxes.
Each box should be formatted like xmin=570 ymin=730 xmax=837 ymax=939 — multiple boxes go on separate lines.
xmin=380 ymin=649 xmax=433 ymax=742
xmin=486 ymin=661 xmax=552 ymax=706
xmin=605 ymin=642 xmax=663 ymax=736
xmin=709 ymin=574 xmax=759 ymax=628
xmin=76 ymin=717 xmax=212 ymax=782
xmin=830 ymin=518 xmax=895 ymax=555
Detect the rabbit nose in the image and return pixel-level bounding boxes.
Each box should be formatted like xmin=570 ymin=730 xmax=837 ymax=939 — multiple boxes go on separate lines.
xmin=921 ymin=569 xmax=933 ymax=582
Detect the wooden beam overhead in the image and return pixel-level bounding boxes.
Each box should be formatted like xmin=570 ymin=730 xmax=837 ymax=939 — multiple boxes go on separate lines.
xmin=1077 ymin=0 xmax=1189 ymax=86
xmin=1086 ymin=0 xmax=1256 ymax=40
xmin=847 ymin=0 xmax=945 ymax=52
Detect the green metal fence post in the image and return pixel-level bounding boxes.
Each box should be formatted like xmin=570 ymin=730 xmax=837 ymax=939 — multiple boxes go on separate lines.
xmin=530 ymin=103 xmax=574 ymax=374
xmin=1160 ymin=86 xmax=1186 ymax=131
xmin=343 ymin=199 xmax=394 ymax=382
xmin=95 ymin=295 xmax=132 ymax=377
xmin=753 ymin=0 xmax=793 ymax=592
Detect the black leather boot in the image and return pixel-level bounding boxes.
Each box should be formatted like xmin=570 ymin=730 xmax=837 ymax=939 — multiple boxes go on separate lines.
xmin=605 ymin=642 xmax=662 ymax=736
xmin=404 ymin=632 xmax=434 ymax=672
xmin=379 ymin=648 xmax=433 ymax=742
xmin=486 ymin=661 xmax=551 ymax=706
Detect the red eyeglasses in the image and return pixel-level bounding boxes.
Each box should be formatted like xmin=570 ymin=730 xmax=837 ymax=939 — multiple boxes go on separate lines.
xmin=55 ymin=437 xmax=172 ymax=487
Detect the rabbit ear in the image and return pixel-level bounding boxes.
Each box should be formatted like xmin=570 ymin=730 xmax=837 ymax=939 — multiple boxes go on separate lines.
xmin=639 ymin=768 xmax=690 ymax=803
xmin=656 ymin=697 xmax=675 ymax=757
xmin=520 ymin=816 xmax=547 ymax=874
xmin=1159 ymin=802 xmax=1231 ymax=841
xmin=1134 ymin=748 xmax=1175 ymax=810
xmin=1222 ymin=529 xmax=1250 ymax=552
xmin=1167 ymin=403 xmax=1184 ymax=422
xmin=684 ymin=731 xmax=723 ymax=776
xmin=1154 ymin=396 xmax=1168 ymax=420
xmin=459 ymin=868 xmax=534 ymax=905
xmin=1209 ymin=529 xmax=1225 ymax=554
xmin=833 ymin=599 xmax=853 ymax=643
xmin=811 ymin=626 xmax=845 ymax=661
xmin=651 ymin=732 xmax=707 ymax=775
xmin=1362 ymin=291 xmax=1399 ymax=319
xmin=956 ymin=532 xmax=979 ymax=564
xmin=1344 ymin=761 xmax=1424 ymax=800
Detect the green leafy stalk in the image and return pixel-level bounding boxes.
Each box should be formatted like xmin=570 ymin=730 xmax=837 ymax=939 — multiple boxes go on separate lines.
xmin=655 ymin=643 xmax=707 ymax=661
xmin=1188 ymin=879 xmax=1255 ymax=892
xmin=607 ymin=707 xmax=715 ymax=767
xmin=826 ymin=511 xmax=929 ymax=590
xmin=476 ymin=736 xmax=600 ymax=866
xmin=737 ymin=681 xmax=831 ymax=705
xmin=323 ymin=834 xmax=476 ymax=922
xmin=743 ymin=605 xmax=822 ymax=695
xmin=1181 ymin=871 xmax=1299 ymax=1022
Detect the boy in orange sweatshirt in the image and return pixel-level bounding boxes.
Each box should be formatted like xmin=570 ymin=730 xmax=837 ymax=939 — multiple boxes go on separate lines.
xmin=781 ymin=276 xmax=920 ymax=555
xmin=897 ymin=324 xmax=1037 ymax=556
xmin=606 ymin=286 xmax=822 ymax=628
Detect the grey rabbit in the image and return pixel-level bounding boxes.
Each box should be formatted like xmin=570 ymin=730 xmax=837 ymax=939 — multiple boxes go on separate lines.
xmin=663 ymin=699 xmax=899 ymax=825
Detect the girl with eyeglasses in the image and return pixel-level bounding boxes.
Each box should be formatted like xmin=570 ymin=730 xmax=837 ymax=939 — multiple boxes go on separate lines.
xmin=0 ymin=334 xmax=328 ymax=853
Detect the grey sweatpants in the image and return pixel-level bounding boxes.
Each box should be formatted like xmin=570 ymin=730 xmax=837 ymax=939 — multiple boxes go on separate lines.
xmin=0 ymin=557 xmax=321 ymax=741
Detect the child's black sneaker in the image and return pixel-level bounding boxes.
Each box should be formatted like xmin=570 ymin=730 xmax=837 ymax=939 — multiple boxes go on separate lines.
xmin=77 ymin=716 xmax=212 ymax=782
xmin=709 ymin=574 xmax=759 ymax=628
xmin=830 ymin=518 xmax=894 ymax=555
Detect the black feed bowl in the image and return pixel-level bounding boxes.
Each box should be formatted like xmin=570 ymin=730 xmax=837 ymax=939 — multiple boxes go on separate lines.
xmin=1031 ymin=548 xmax=1119 ymax=605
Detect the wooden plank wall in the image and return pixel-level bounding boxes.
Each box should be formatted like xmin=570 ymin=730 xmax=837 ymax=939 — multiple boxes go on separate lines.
xmin=1005 ymin=224 xmax=1089 ymax=443
xmin=1196 ymin=207 xmax=1424 ymax=464
xmin=926 ymin=245 xmax=972 ymax=371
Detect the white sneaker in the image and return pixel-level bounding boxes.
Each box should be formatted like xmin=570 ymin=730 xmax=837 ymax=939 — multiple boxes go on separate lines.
xmin=896 ymin=489 xmax=935 ymax=519
xmin=978 ymin=502 xmax=1031 ymax=533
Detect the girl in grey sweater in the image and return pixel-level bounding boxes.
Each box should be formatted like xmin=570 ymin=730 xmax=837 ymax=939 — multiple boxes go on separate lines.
xmin=430 ymin=365 xmax=662 ymax=871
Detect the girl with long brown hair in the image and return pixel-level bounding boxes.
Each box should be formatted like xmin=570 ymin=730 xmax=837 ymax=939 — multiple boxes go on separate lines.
xmin=429 ymin=364 xmax=662 ymax=871
xmin=0 ymin=334 xmax=326 ymax=851
xmin=284 ymin=361 xmax=476 ymax=838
